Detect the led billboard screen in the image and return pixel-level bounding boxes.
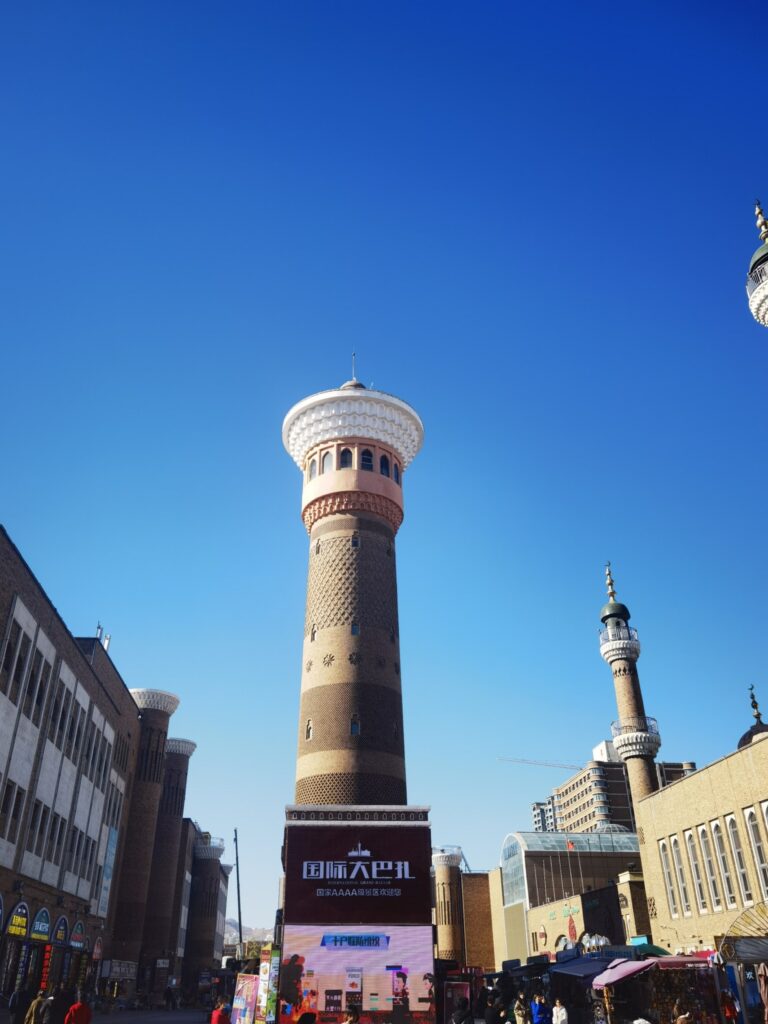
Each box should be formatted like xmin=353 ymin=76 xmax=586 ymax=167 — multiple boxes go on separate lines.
xmin=283 ymin=825 xmax=432 ymax=925
xmin=279 ymin=924 xmax=434 ymax=1024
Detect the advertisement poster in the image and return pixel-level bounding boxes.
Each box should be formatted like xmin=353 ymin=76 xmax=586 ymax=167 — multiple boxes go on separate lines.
xmin=283 ymin=826 xmax=432 ymax=925
xmin=266 ymin=946 xmax=281 ymax=1024
xmin=255 ymin=946 xmax=271 ymax=1022
xmin=232 ymin=974 xmax=260 ymax=1024
xmin=98 ymin=828 xmax=119 ymax=919
xmin=279 ymin=925 xmax=434 ymax=1024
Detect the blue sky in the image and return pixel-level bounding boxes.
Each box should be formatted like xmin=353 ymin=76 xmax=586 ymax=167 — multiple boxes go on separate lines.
xmin=2 ymin=1 xmax=767 ymax=926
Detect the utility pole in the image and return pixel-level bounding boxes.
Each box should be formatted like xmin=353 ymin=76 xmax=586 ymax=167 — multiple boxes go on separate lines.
xmin=234 ymin=828 xmax=243 ymax=955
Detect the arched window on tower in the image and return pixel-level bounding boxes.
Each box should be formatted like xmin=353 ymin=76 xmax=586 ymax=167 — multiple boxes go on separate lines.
xmin=350 ymin=714 xmax=360 ymax=737
xmin=351 ymin=622 xmax=360 ymax=636
xmin=380 ymin=454 xmax=390 ymax=477
xmin=306 ymin=719 xmax=313 ymax=741
xmin=351 ymin=533 xmax=360 ymax=549
xmin=315 ymin=540 xmax=321 ymax=555
xmin=394 ymin=463 xmax=400 ymax=484
xmin=309 ymin=458 xmax=318 ymax=480
xmin=310 ymin=625 xmax=317 ymax=642
xmin=389 ymin=626 xmax=395 ymax=644
xmin=361 ymin=449 xmax=373 ymax=471
xmin=339 ymin=448 xmax=353 ymax=469
xmin=321 ymin=451 xmax=333 ymax=474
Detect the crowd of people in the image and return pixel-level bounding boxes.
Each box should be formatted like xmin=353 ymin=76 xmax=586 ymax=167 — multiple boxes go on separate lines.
xmin=450 ymin=986 xmax=570 ymax=1024
xmin=8 ymin=986 xmax=92 ymax=1024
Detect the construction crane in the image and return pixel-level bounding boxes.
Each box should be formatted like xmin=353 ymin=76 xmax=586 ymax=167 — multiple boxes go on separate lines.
xmin=497 ymin=756 xmax=582 ymax=770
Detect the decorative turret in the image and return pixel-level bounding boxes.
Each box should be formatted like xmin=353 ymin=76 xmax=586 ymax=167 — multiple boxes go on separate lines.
xmin=737 ymin=685 xmax=768 ymax=749
xmin=283 ymin=376 xmax=424 ymax=805
xmin=747 ymin=200 xmax=768 ymax=326
xmin=599 ymin=565 xmax=660 ymax=803
xmin=432 ymin=847 xmax=465 ymax=963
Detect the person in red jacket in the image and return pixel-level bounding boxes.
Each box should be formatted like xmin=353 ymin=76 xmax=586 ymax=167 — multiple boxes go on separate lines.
xmin=63 ymin=997 xmax=91 ymax=1024
xmin=211 ymin=1000 xmax=231 ymax=1024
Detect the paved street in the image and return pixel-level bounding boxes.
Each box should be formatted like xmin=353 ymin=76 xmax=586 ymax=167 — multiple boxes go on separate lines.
xmin=0 ymin=1011 xmax=207 ymax=1024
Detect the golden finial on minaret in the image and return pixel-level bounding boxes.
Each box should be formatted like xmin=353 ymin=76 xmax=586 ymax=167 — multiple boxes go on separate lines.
xmin=756 ymin=201 xmax=768 ymax=244
xmin=749 ymin=684 xmax=763 ymax=724
xmin=605 ymin=561 xmax=617 ymax=602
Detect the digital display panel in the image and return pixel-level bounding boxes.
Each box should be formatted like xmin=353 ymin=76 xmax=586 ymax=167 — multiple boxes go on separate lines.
xmin=279 ymin=924 xmax=434 ymax=1024
xmin=283 ymin=825 xmax=432 ymax=925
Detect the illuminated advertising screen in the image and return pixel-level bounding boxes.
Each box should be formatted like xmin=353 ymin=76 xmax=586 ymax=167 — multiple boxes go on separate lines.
xmin=279 ymin=924 xmax=434 ymax=1024
xmin=283 ymin=826 xmax=432 ymax=926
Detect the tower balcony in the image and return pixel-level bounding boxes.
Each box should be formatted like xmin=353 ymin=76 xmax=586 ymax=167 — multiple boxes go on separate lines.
xmin=599 ymin=624 xmax=641 ymax=664
xmin=748 ymin=258 xmax=768 ymax=326
xmin=611 ymin=717 xmax=661 ymax=761
xmin=194 ymin=835 xmax=226 ymax=860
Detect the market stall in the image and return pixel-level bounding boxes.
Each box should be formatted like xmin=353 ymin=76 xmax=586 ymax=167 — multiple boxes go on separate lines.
xmin=593 ymin=955 xmax=721 ymax=1024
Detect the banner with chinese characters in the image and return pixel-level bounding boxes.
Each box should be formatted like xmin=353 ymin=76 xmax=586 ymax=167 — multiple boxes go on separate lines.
xmin=283 ymin=825 xmax=432 ymax=925
xmin=279 ymin=924 xmax=434 ymax=1024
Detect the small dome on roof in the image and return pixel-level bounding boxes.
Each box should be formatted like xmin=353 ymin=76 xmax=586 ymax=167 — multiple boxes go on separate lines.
xmin=600 ymin=601 xmax=631 ymax=624
xmin=737 ymin=722 xmax=768 ymax=749
xmin=749 ymin=242 xmax=768 ymax=274
xmin=339 ymin=378 xmax=367 ymax=390
xmin=594 ymin=822 xmax=631 ymax=833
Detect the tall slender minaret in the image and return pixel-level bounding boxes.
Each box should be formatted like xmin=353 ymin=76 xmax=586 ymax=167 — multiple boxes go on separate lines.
xmin=599 ymin=564 xmax=661 ymax=804
xmin=747 ymin=199 xmax=768 ymax=326
xmin=282 ymin=376 xmax=424 ymax=805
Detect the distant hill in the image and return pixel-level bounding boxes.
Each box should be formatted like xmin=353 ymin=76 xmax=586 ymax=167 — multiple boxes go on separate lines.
xmin=224 ymin=919 xmax=274 ymax=943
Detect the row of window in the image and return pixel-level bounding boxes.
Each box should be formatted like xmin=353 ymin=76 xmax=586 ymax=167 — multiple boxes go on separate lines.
xmin=658 ymin=806 xmax=768 ymax=918
xmin=308 ymin=448 xmax=401 ymax=484
xmin=0 ymin=778 xmax=26 ymax=844
xmin=314 ymin=535 xmax=393 ymax=556
xmin=2 ymin=615 xmax=114 ymax=790
xmin=309 ymin=626 xmax=398 ymax=642
xmin=305 ymin=714 xmax=400 ymax=740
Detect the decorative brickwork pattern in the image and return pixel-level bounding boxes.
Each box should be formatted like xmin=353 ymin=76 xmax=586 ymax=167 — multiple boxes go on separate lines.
xmin=303 ymin=491 xmax=403 ymax=533
xmin=296 ymin=771 xmax=406 ymax=805
xmin=304 ymin=532 xmax=398 ymax=635
xmin=298 ymin=681 xmax=404 ymax=758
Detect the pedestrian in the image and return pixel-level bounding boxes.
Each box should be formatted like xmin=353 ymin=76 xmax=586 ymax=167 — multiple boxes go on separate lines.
xmin=513 ymin=992 xmax=530 ymax=1024
xmin=9 ymin=985 xmax=34 ymax=1024
xmin=63 ymin=995 xmax=91 ymax=1024
xmin=452 ymin=997 xmax=474 ymax=1024
xmin=552 ymin=1000 xmax=567 ymax=1024
xmin=211 ymin=999 xmax=231 ymax=1024
xmin=43 ymin=986 xmax=69 ymax=1024
xmin=25 ymin=991 xmax=48 ymax=1024
xmin=485 ymin=997 xmax=506 ymax=1024
xmin=475 ymin=989 xmax=489 ymax=1021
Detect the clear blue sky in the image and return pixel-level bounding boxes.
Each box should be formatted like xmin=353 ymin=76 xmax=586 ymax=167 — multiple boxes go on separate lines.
xmin=2 ymin=2 xmax=766 ymax=927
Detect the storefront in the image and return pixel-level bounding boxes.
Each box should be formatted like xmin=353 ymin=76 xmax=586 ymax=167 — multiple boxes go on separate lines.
xmin=1 ymin=901 xmax=33 ymax=995
xmin=593 ymin=955 xmax=721 ymax=1024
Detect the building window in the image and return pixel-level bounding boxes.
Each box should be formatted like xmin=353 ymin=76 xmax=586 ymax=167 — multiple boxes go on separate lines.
xmin=394 ymin=463 xmax=400 ymax=484
xmin=726 ymin=816 xmax=753 ymax=904
xmin=380 ymin=454 xmax=390 ymax=477
xmin=685 ymin=831 xmax=708 ymax=912
xmin=309 ymin=458 xmax=317 ymax=480
xmin=350 ymin=714 xmax=360 ymax=737
xmin=340 ymin=448 xmax=353 ymax=469
xmin=744 ymin=808 xmax=768 ymax=900
xmin=8 ymin=631 xmax=31 ymax=705
xmin=351 ymin=622 xmax=360 ymax=636
xmin=361 ymin=449 xmax=373 ymax=471
xmin=659 ymin=840 xmax=679 ymax=917
xmin=351 ymin=533 xmax=360 ymax=549
xmin=321 ymin=451 xmax=333 ymax=474
xmin=315 ymin=540 xmax=321 ymax=555
xmin=305 ymin=719 xmax=313 ymax=741
xmin=310 ymin=625 xmax=317 ymax=642
xmin=0 ymin=620 xmax=22 ymax=696
xmin=699 ymin=826 xmax=722 ymax=910
xmin=32 ymin=659 xmax=51 ymax=728
xmin=711 ymin=822 xmax=737 ymax=907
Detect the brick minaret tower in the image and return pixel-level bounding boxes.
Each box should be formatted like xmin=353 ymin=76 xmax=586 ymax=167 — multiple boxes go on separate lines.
xmin=111 ymin=688 xmax=179 ymax=965
xmin=432 ymin=847 xmax=465 ymax=962
xmin=143 ymin=737 xmax=196 ymax=959
xmin=282 ymin=376 xmax=424 ymax=804
xmin=599 ymin=564 xmax=660 ymax=804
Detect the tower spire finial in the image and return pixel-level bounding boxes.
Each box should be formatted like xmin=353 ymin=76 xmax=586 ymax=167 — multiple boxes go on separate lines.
xmin=352 ymin=351 xmax=357 ymax=381
xmin=605 ymin=561 xmax=616 ymax=602
xmin=756 ymin=200 xmax=768 ymax=244
xmin=750 ymin=684 xmax=763 ymax=724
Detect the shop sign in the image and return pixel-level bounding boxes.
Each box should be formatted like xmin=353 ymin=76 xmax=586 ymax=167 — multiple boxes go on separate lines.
xmin=93 ymin=937 xmax=103 ymax=961
xmin=156 ymin=959 xmax=170 ymax=968
xmin=41 ymin=945 xmax=53 ymax=990
xmin=108 ymin=960 xmax=137 ymax=980
xmin=6 ymin=901 xmax=30 ymax=938
xmin=53 ymin=915 xmax=69 ymax=945
xmin=70 ymin=920 xmax=86 ymax=949
xmin=265 ymin=946 xmax=280 ymax=1024
xmin=30 ymin=908 xmax=51 ymax=942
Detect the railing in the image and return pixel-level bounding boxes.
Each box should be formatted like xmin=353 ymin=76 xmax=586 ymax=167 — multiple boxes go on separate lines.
xmin=599 ymin=625 xmax=639 ymax=644
xmin=611 ymin=716 xmax=659 ymax=738
xmin=748 ymin=261 xmax=768 ymax=297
